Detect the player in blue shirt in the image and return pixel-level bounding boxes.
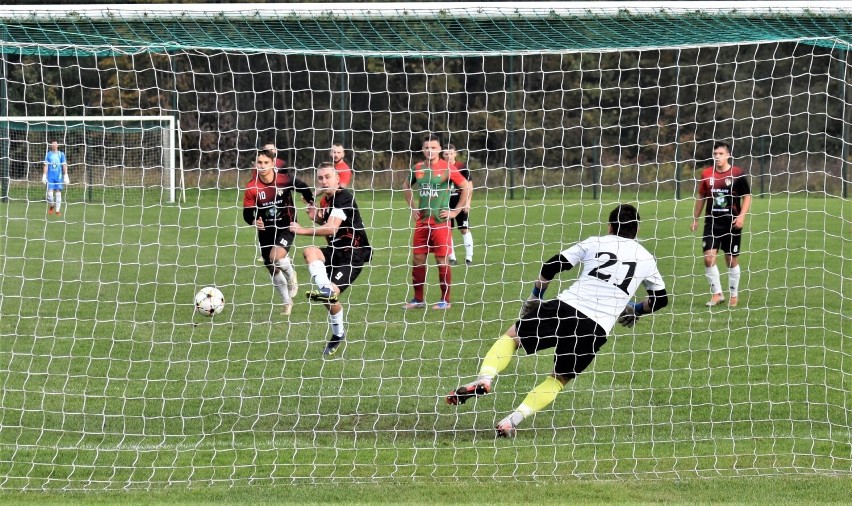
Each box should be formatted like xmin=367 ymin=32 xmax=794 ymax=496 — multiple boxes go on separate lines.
xmin=42 ymin=140 xmax=69 ymax=216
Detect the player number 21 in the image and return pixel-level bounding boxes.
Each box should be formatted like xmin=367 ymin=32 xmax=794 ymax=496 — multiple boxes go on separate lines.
xmin=588 ymin=252 xmax=636 ymax=294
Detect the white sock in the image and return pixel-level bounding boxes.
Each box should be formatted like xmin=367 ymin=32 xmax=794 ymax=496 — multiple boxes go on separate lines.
xmin=728 ymin=265 xmax=741 ymax=298
xmin=272 ymin=271 xmax=291 ymax=304
xmin=509 ymin=404 xmax=533 ymax=426
xmin=705 ymin=265 xmax=722 ymax=295
xmin=308 ymin=260 xmax=331 ymax=289
xmin=329 ymin=308 xmax=345 ymax=337
xmin=55 ymin=192 xmax=62 ymax=213
xmin=462 ymin=231 xmax=474 ymax=260
xmin=275 ymin=255 xmax=295 ymax=282
xmin=46 ymin=190 xmax=54 ymax=207
xmin=448 ymin=237 xmax=456 ymax=261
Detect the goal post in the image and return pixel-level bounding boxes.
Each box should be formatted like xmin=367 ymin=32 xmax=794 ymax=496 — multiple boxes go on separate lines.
xmin=0 ymin=115 xmax=183 ymax=203
xmin=0 ymin=1 xmax=850 ymax=490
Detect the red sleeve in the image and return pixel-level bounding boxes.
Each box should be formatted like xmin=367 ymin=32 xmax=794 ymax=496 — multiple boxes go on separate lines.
xmin=243 ymin=186 xmax=256 ymax=208
xmin=275 ymin=159 xmax=285 ymax=169
xmin=448 ymin=167 xmax=467 ymax=187
xmin=337 ymin=162 xmax=352 ymax=187
xmin=697 ymin=168 xmax=710 ymax=197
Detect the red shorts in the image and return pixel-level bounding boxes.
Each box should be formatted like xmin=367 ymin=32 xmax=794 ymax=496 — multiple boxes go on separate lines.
xmin=412 ymin=219 xmax=452 ymax=257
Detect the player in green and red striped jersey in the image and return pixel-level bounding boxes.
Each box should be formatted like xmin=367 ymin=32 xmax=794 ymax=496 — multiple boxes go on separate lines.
xmin=402 ymin=134 xmax=470 ymax=310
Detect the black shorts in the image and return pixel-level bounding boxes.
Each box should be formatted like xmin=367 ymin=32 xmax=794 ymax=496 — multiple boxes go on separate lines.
xmin=515 ymin=299 xmax=607 ymax=378
xmin=702 ymin=221 xmax=742 ymax=256
xmin=448 ymin=195 xmax=470 ymax=230
xmin=258 ymin=227 xmax=295 ymax=265
xmin=321 ymin=245 xmax=372 ymax=293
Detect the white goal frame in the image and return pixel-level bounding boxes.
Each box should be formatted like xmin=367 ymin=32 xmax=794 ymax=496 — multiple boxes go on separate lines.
xmin=0 ymin=115 xmax=183 ymax=203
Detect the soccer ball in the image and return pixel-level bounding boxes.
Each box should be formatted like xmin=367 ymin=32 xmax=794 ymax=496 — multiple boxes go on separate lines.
xmin=194 ymin=286 xmax=225 ymax=317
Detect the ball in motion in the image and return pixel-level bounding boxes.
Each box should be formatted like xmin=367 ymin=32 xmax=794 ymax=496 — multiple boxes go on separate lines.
xmin=194 ymin=286 xmax=225 ymax=317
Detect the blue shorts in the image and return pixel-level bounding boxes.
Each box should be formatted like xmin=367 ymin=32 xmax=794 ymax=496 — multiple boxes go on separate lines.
xmin=47 ymin=181 xmax=64 ymax=191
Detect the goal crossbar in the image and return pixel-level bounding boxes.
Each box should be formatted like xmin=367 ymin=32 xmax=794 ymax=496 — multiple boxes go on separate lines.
xmin=0 ymin=115 xmax=183 ymax=203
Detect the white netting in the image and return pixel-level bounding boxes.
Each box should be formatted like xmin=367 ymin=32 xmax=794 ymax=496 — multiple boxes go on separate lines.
xmin=0 ymin=5 xmax=849 ymax=490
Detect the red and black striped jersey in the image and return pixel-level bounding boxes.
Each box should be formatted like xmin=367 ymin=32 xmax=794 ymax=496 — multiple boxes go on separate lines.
xmin=242 ymin=171 xmax=314 ymax=228
xmin=317 ymin=189 xmax=369 ymax=250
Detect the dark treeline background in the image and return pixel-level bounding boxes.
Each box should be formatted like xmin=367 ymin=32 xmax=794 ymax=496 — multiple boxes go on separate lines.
xmin=1 ymin=40 xmax=847 ymax=194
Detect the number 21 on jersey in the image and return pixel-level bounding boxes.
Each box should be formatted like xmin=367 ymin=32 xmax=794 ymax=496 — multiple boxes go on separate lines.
xmin=587 ymin=252 xmax=636 ymax=294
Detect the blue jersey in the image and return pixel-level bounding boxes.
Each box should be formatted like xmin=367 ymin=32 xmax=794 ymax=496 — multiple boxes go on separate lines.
xmin=45 ymin=150 xmax=66 ymax=182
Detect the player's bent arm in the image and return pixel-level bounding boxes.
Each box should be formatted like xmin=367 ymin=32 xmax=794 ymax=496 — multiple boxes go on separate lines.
xmin=635 ymin=289 xmax=669 ymax=315
xmin=242 ymin=208 xmax=257 ymax=226
xmin=293 ymin=177 xmax=315 ymax=205
xmin=618 ymin=289 xmax=669 ymax=328
xmin=451 ymin=184 xmax=471 ymax=217
xmin=293 ymin=214 xmax=343 ymax=237
xmin=533 ymin=253 xmax=575 ymax=298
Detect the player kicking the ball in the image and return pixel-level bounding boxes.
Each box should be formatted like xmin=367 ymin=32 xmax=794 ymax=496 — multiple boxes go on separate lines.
xmin=447 ymin=204 xmax=669 ymax=437
xmin=243 ymin=148 xmax=314 ymax=316
xmin=290 ymin=162 xmax=372 ymax=358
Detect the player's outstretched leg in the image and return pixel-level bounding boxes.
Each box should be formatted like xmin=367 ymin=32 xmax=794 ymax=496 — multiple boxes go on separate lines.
xmin=446 ymin=378 xmax=491 ymax=405
xmin=447 ymin=333 xmax=518 ymax=405
xmin=495 ymin=375 xmax=566 ymax=438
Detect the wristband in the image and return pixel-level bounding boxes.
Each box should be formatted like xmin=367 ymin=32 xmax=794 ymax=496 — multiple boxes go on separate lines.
xmin=531 ymin=286 xmax=545 ymax=299
xmin=631 ymin=301 xmax=647 ymax=316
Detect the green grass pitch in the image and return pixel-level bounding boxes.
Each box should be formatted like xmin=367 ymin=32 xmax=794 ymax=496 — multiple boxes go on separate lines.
xmin=0 ymin=186 xmax=850 ymax=501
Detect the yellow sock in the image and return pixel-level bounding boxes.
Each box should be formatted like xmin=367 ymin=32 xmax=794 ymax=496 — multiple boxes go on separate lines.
xmin=478 ymin=334 xmax=517 ymax=378
xmin=517 ymin=375 xmax=565 ymax=416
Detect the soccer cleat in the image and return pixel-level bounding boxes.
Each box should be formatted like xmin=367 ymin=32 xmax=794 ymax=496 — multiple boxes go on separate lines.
xmin=728 ymin=296 xmax=738 ymax=308
xmin=495 ymin=416 xmax=518 ymax=438
xmin=281 ymin=303 xmax=292 ymax=316
xmin=446 ymin=378 xmax=491 ymax=406
xmin=55 ymin=212 xmax=61 ymax=217
xmin=403 ymin=299 xmax=426 ymax=309
xmin=432 ymin=300 xmax=451 ymax=310
xmin=48 ymin=207 xmax=54 ymax=215
xmin=288 ymin=269 xmax=299 ymax=298
xmin=448 ymin=258 xmax=458 ymax=266
xmin=307 ymin=286 xmax=339 ymax=303
xmin=465 ymin=258 xmax=472 ymax=266
xmin=705 ymin=293 xmax=725 ymax=307
xmin=322 ymin=334 xmax=345 ymax=358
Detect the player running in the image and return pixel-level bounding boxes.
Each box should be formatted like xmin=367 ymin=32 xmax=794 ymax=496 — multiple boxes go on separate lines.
xmin=243 ymin=148 xmax=314 ymax=316
xmin=447 ymin=204 xmax=669 ymax=437
xmin=290 ymin=162 xmax=372 ymax=357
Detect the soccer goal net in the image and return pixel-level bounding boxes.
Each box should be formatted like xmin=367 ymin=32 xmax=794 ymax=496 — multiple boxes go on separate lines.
xmin=0 ymin=2 xmax=849 ymax=489
xmin=0 ymin=116 xmax=180 ymax=204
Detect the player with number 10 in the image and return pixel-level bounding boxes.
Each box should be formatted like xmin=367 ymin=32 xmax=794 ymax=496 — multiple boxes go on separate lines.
xmin=242 ymin=149 xmax=314 ymax=316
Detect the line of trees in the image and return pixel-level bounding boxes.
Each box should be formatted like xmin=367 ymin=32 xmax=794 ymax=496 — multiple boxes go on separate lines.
xmin=2 ymin=40 xmax=847 ymax=194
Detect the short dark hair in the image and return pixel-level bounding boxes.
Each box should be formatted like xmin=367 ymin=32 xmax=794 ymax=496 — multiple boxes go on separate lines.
xmin=257 ymin=148 xmax=276 ymax=160
xmin=609 ymin=204 xmax=640 ymax=239
xmin=317 ymin=161 xmax=335 ymax=171
xmin=422 ymin=134 xmax=442 ymax=147
xmin=713 ymin=141 xmax=732 ymax=153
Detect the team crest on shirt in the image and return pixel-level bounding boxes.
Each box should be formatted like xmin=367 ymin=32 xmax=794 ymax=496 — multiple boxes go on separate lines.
xmin=415 ymin=170 xmax=424 ymax=179
xmin=725 ymin=177 xmax=733 ymax=187
xmin=277 ymin=189 xmax=284 ymax=196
